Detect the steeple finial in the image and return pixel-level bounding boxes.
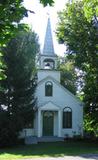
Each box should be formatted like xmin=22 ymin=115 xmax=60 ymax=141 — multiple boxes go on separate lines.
xmin=43 ymin=17 xmax=55 ymax=55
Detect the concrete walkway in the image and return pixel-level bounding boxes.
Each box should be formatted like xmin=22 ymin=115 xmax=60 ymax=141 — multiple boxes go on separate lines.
xmin=21 ymin=154 xmax=98 ymax=160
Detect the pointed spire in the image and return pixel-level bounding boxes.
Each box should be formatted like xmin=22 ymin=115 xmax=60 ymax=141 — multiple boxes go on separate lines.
xmin=43 ymin=18 xmax=55 ymax=55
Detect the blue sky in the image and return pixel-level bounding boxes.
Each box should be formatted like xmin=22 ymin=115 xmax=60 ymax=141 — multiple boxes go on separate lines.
xmin=22 ymin=0 xmax=67 ymax=56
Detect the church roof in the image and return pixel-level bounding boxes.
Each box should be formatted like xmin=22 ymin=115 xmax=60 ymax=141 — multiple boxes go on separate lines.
xmin=42 ymin=18 xmax=55 ymax=56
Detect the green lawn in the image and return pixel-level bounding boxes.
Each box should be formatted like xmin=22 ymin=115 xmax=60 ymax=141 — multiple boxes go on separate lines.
xmin=0 ymin=141 xmax=98 ymax=160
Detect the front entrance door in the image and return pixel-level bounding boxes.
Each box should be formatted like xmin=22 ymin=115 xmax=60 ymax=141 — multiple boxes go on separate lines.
xmin=43 ymin=111 xmax=54 ymax=136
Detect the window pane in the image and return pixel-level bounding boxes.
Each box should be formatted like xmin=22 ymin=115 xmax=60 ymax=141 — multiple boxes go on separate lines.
xmin=45 ymin=82 xmax=53 ymax=96
xmin=63 ymin=111 xmax=72 ymax=128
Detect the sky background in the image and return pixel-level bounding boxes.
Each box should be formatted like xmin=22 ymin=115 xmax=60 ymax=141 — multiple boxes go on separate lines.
xmin=22 ymin=0 xmax=67 ymax=56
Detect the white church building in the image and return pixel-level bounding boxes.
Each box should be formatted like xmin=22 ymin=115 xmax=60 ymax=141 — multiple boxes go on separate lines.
xmin=20 ymin=18 xmax=83 ymax=142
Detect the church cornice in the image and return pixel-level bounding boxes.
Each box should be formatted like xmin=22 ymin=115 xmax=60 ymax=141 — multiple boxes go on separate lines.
xmin=40 ymin=54 xmax=57 ymax=57
xmin=38 ymin=69 xmax=59 ymax=71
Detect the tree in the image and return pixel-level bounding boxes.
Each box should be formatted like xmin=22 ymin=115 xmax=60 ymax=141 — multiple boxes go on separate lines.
xmin=0 ymin=0 xmax=54 ymax=80
xmin=0 ymin=0 xmax=54 ymax=48
xmin=58 ymin=57 xmax=77 ymax=94
xmin=0 ymin=30 xmax=39 ymax=146
xmin=83 ymin=0 xmax=98 ymax=21
xmin=56 ymin=1 xmax=98 ymax=133
xmin=0 ymin=0 xmax=54 ymax=46
xmin=40 ymin=0 xmax=54 ymax=6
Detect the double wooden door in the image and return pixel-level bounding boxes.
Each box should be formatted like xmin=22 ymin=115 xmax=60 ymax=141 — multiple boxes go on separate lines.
xmin=43 ymin=111 xmax=54 ymax=136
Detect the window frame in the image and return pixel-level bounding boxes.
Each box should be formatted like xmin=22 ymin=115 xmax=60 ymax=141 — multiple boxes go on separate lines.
xmin=63 ymin=107 xmax=72 ymax=129
xmin=45 ymin=81 xmax=53 ymax=97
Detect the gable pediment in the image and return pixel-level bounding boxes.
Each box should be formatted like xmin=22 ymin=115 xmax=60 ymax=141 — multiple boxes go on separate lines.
xmin=37 ymin=76 xmax=83 ymax=106
xmin=39 ymin=101 xmax=60 ymax=111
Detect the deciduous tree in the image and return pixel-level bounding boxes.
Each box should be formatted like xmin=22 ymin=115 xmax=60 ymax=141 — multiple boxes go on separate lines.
xmin=56 ymin=0 xmax=98 ymax=133
xmin=58 ymin=57 xmax=77 ymax=95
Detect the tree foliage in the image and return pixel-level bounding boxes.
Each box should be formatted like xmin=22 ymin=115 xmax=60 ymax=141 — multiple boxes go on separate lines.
xmin=58 ymin=57 xmax=77 ymax=95
xmin=0 ymin=30 xmax=39 ymax=147
xmin=0 ymin=0 xmax=29 ymax=46
xmin=83 ymin=0 xmax=98 ymax=21
xmin=56 ymin=0 xmax=98 ymax=133
xmin=0 ymin=0 xmax=54 ymax=47
xmin=40 ymin=0 xmax=54 ymax=6
xmin=0 ymin=0 xmax=54 ymax=80
xmin=0 ymin=0 xmax=32 ymax=81
xmin=0 ymin=0 xmax=54 ymax=46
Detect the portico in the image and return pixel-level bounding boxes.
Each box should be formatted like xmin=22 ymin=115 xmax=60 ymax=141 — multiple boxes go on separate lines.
xmin=37 ymin=102 xmax=62 ymax=137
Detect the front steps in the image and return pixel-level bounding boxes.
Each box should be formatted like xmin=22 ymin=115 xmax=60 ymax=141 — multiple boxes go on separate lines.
xmin=25 ymin=136 xmax=38 ymax=144
xmin=38 ymin=136 xmax=64 ymax=142
xmin=25 ymin=136 xmax=64 ymax=144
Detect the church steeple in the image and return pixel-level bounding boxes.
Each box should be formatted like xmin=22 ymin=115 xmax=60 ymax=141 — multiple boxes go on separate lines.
xmin=43 ymin=18 xmax=55 ymax=55
xmin=39 ymin=17 xmax=57 ymax=70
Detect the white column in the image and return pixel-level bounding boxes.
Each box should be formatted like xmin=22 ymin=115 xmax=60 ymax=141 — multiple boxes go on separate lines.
xmin=38 ymin=109 xmax=41 ymax=137
xmin=58 ymin=110 xmax=61 ymax=137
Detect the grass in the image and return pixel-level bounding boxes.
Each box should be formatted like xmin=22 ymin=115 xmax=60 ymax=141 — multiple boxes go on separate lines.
xmin=0 ymin=141 xmax=98 ymax=160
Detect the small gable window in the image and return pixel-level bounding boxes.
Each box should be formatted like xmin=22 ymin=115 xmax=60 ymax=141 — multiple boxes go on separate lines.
xmin=63 ymin=107 xmax=72 ymax=128
xmin=45 ymin=81 xmax=53 ymax=96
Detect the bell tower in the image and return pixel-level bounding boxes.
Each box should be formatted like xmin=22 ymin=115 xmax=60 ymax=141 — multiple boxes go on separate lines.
xmin=39 ymin=18 xmax=57 ymax=70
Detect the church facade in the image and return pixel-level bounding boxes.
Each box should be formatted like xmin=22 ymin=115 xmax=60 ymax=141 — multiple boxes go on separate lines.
xmin=20 ymin=18 xmax=83 ymax=140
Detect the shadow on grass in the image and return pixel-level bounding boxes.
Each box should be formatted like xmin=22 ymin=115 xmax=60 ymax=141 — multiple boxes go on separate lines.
xmin=80 ymin=154 xmax=98 ymax=160
xmin=0 ymin=141 xmax=98 ymax=159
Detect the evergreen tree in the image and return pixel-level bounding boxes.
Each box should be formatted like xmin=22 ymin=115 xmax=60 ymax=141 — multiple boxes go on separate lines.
xmin=0 ymin=30 xmax=39 ymax=146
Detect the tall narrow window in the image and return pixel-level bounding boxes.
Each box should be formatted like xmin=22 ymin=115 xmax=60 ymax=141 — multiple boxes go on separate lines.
xmin=45 ymin=81 xmax=53 ymax=96
xmin=63 ymin=107 xmax=72 ymax=128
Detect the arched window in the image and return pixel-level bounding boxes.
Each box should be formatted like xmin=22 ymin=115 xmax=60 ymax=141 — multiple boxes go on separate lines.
xmin=45 ymin=81 xmax=53 ymax=96
xmin=63 ymin=107 xmax=72 ymax=128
